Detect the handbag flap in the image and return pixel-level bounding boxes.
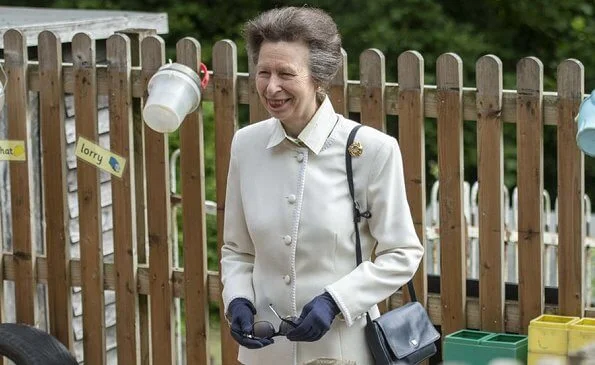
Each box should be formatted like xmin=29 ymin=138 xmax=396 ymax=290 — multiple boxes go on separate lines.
xmin=374 ymin=302 xmax=440 ymax=359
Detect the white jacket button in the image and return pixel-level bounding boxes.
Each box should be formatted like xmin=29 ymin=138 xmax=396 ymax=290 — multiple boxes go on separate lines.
xmin=283 ymin=275 xmax=291 ymax=284
xmin=287 ymin=194 xmax=296 ymax=204
xmin=296 ymin=153 xmax=304 ymax=162
xmin=283 ymin=235 xmax=292 ymax=245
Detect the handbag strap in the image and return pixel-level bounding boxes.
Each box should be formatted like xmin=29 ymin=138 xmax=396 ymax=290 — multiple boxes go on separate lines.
xmin=346 ymin=125 xmax=417 ymax=303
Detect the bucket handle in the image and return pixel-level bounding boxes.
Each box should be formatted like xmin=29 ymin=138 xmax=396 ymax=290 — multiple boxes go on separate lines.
xmin=199 ymin=63 xmax=209 ymax=90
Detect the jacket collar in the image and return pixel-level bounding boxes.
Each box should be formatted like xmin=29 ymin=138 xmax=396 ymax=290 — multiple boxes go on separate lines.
xmin=266 ymin=97 xmax=337 ymax=155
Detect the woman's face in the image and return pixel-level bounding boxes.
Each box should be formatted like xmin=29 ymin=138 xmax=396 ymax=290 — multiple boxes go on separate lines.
xmin=255 ymin=41 xmax=318 ymax=137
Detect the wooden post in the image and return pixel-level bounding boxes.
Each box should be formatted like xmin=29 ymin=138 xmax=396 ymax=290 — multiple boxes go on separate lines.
xmin=73 ymin=32 xmax=106 ymax=365
xmin=397 ymin=50 xmax=427 ymax=306
xmin=436 ymin=52 xmax=466 ymax=335
xmin=476 ymin=55 xmax=505 ymax=332
xmin=107 ymin=33 xmax=141 ymax=365
xmin=141 ymin=35 xmax=174 ymax=365
xmin=213 ymin=39 xmax=240 ymax=365
xmin=557 ymin=59 xmax=585 ymax=316
xmin=516 ymin=57 xmax=544 ymax=333
xmin=38 ymin=30 xmax=74 ymax=350
xmin=360 ymin=49 xmax=386 ymax=132
xmin=115 ymin=28 xmax=156 ymax=365
xmin=176 ymin=36 xmax=210 ymax=365
xmin=4 ymin=29 xmax=37 ymax=326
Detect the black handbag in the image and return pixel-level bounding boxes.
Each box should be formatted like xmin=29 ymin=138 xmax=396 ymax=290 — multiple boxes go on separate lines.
xmin=346 ymin=125 xmax=440 ymax=365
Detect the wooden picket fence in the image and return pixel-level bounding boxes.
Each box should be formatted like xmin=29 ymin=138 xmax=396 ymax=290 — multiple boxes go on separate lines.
xmin=0 ymin=28 xmax=590 ymax=365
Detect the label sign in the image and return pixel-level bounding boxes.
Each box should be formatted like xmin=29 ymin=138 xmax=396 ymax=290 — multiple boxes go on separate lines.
xmin=75 ymin=136 xmax=126 ymax=178
xmin=0 ymin=140 xmax=26 ymax=161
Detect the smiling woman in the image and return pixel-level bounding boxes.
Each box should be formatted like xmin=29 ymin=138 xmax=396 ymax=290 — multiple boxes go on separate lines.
xmin=220 ymin=6 xmax=424 ymax=365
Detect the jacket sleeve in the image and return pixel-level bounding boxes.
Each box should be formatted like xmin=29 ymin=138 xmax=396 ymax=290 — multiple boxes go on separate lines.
xmin=325 ymin=136 xmax=424 ymax=326
xmin=220 ymin=134 xmax=256 ymax=312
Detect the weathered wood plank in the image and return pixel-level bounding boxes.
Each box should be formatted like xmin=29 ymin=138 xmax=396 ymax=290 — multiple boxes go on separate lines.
xmin=436 ymin=52 xmax=466 ymax=335
xmin=28 ymin=65 xmax=570 ymax=125
xmin=359 ymin=49 xmax=386 ymax=132
xmin=397 ymin=50 xmax=427 ymax=306
xmin=4 ymin=28 xmax=36 ymax=326
xmin=107 ymin=33 xmax=140 ymax=365
xmin=4 ymin=254 xmax=590 ymax=334
xmin=39 ymin=30 xmax=73 ymax=350
xmin=176 ymin=36 xmax=210 ymax=365
xmin=116 ymin=28 xmax=155 ymax=365
xmin=476 ymin=55 xmax=505 ymax=332
xmin=329 ymin=49 xmax=348 ymax=117
xmin=141 ymin=34 xmax=174 ymax=365
xmin=213 ymin=39 xmax=240 ymax=365
xmin=72 ymin=32 xmax=106 ymax=365
xmin=556 ymin=59 xmax=585 ymax=316
xmin=516 ymin=57 xmax=545 ymax=334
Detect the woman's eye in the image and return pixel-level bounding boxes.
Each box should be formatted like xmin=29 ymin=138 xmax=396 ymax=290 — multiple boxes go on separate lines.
xmin=258 ymin=71 xmax=270 ymax=76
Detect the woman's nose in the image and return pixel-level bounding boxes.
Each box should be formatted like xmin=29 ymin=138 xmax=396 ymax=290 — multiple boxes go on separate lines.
xmin=266 ymin=74 xmax=282 ymax=93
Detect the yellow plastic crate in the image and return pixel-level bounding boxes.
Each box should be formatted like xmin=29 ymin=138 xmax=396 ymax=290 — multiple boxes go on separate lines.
xmin=527 ymin=351 xmax=567 ymax=365
xmin=568 ymin=318 xmax=595 ymax=353
xmin=528 ymin=314 xmax=580 ymax=355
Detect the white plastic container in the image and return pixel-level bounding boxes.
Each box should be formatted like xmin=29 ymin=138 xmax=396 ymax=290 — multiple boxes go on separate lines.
xmin=142 ymin=62 xmax=202 ymax=133
xmin=576 ymin=90 xmax=595 ymax=157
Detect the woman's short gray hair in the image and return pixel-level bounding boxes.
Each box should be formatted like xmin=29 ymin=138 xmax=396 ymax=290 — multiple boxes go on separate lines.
xmin=243 ymin=7 xmax=343 ymax=90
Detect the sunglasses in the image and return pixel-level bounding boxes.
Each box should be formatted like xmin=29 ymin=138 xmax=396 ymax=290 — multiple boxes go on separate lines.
xmin=237 ymin=304 xmax=299 ymax=340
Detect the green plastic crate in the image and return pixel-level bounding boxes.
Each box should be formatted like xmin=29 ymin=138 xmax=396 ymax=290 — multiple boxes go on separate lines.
xmin=444 ymin=330 xmax=528 ymax=365
xmin=481 ymin=333 xmax=528 ymax=364
xmin=443 ymin=329 xmax=496 ymax=365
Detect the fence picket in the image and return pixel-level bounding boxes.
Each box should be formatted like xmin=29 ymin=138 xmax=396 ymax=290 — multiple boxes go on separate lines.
xmin=557 ymin=59 xmax=585 ymax=316
xmin=248 ymin=56 xmax=269 ymax=123
xmin=329 ymin=49 xmax=348 ymax=116
xmin=72 ymin=32 xmax=106 ymax=365
xmin=360 ymin=49 xmax=386 ymax=131
xmin=436 ymin=52 xmax=466 ymax=335
xmin=516 ymin=57 xmax=545 ymax=333
xmin=4 ymin=29 xmax=36 ymax=326
xmin=476 ymin=55 xmax=505 ymax=332
xmin=213 ymin=39 xmax=240 ymax=365
xmin=176 ymin=37 xmax=210 ymax=365
xmin=397 ymin=51 xmax=427 ymax=306
xmin=141 ymin=35 xmax=174 ymax=365
xmin=115 ymin=29 xmax=156 ymax=365
xmin=107 ymin=33 xmax=141 ymax=365
xmin=38 ymin=30 xmax=73 ymax=349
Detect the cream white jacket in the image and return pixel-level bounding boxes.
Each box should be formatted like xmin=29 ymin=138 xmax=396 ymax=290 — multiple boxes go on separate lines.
xmin=221 ymin=98 xmax=424 ymax=365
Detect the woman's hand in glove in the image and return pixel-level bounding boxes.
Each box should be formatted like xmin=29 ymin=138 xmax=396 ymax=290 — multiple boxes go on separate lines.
xmin=228 ymin=298 xmax=274 ymax=349
xmin=286 ymin=292 xmax=340 ymax=342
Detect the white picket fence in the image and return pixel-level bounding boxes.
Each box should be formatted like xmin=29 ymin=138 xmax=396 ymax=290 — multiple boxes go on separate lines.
xmin=425 ymin=181 xmax=595 ymax=305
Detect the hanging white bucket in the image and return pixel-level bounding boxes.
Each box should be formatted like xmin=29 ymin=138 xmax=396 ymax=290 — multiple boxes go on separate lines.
xmin=142 ymin=62 xmax=209 ymax=133
xmin=576 ymin=90 xmax=595 ymax=157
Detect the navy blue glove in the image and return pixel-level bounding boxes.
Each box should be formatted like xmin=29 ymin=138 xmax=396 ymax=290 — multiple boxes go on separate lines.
xmin=286 ymin=292 xmax=341 ymax=342
xmin=228 ymin=298 xmax=274 ymax=349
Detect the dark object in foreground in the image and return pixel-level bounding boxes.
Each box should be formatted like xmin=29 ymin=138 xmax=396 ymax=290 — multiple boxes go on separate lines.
xmin=0 ymin=323 xmax=78 ymax=365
